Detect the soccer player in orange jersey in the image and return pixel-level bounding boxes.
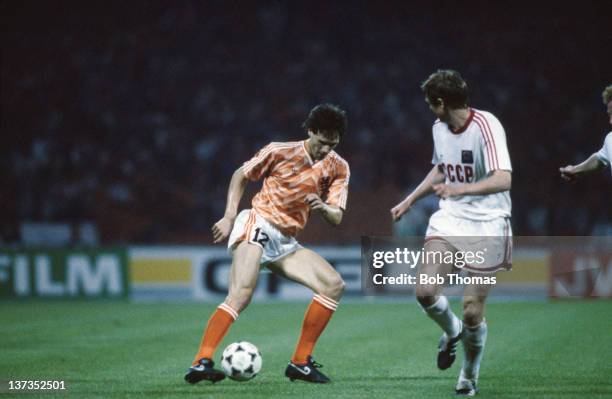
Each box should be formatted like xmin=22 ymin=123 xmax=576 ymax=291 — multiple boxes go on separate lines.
xmin=185 ymin=104 xmax=350 ymax=384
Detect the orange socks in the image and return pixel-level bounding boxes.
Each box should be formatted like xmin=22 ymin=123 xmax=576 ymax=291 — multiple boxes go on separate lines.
xmin=291 ymin=294 xmax=339 ymax=364
xmin=193 ymin=296 xmax=338 ymax=366
xmin=192 ymin=303 xmax=239 ymax=365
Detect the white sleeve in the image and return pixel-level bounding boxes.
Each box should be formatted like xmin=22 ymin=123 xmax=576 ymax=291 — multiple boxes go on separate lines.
xmin=431 ymin=149 xmax=439 ymax=165
xmin=596 ymin=132 xmax=612 ymax=166
xmin=431 ymin=128 xmax=440 ymax=165
xmin=477 ymin=113 xmax=512 ymax=173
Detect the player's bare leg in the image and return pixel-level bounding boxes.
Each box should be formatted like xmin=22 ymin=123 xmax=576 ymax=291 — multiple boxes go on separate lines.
xmin=455 ymin=278 xmax=492 ymax=396
xmin=185 ymin=241 xmax=262 ymax=384
xmin=416 ymin=239 xmax=463 ymax=370
xmin=268 ymin=248 xmax=345 ymax=383
xmin=224 ymin=241 xmax=264 ymax=312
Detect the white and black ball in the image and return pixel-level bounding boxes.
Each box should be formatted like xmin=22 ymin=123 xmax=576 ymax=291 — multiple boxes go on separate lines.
xmin=221 ymin=341 xmax=262 ymax=381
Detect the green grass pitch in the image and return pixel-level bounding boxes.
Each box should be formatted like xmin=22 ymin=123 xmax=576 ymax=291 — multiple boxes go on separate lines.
xmin=1 ymin=300 xmax=611 ymax=398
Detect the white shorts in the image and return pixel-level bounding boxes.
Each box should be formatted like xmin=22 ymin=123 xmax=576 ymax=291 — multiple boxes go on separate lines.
xmin=228 ymin=209 xmax=303 ymax=264
xmin=425 ymin=209 xmax=512 ymax=273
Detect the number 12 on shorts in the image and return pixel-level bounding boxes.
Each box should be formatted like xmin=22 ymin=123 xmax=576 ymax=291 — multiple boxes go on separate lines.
xmin=251 ymin=227 xmax=269 ymax=247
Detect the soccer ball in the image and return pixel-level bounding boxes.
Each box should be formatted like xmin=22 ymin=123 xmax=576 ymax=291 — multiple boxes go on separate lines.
xmin=221 ymin=341 xmax=262 ymax=381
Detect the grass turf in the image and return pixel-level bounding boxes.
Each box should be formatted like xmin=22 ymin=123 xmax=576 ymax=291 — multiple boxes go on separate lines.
xmin=1 ymin=300 xmax=611 ymax=398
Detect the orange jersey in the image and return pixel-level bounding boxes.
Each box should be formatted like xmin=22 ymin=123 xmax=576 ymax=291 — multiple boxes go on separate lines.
xmin=242 ymin=141 xmax=350 ymax=237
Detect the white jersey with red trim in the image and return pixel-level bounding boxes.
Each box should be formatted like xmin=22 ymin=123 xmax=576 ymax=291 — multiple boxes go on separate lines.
xmin=596 ymin=132 xmax=612 ymax=174
xmin=431 ymin=108 xmax=512 ymax=221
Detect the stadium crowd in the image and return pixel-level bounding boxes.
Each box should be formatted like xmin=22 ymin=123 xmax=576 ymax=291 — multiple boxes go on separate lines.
xmin=2 ymin=1 xmax=611 ymax=244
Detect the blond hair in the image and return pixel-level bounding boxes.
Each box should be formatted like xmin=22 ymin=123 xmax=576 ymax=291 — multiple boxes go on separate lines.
xmin=603 ymin=85 xmax=612 ymax=104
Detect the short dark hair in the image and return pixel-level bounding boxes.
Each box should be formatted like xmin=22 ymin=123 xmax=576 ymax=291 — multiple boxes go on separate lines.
xmin=421 ymin=69 xmax=469 ymax=109
xmin=302 ymin=103 xmax=347 ymax=137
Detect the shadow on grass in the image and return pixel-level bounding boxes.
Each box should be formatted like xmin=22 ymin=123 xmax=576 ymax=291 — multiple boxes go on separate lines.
xmin=486 ymin=387 xmax=612 ymax=397
xmin=338 ymin=375 xmax=451 ymax=382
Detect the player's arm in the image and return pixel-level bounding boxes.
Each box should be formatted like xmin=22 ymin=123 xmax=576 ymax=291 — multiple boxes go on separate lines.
xmin=314 ymin=160 xmax=349 ymax=226
xmin=559 ymin=153 xmax=606 ymax=181
xmin=305 ymin=194 xmax=343 ymax=226
xmin=391 ymin=165 xmax=445 ymax=221
xmin=212 ymin=167 xmax=249 ymax=243
xmin=433 ymin=114 xmax=513 ymax=199
xmin=433 ymin=169 xmax=511 ymax=199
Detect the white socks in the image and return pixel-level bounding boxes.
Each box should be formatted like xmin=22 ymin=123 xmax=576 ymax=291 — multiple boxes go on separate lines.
xmin=423 ymin=295 xmax=462 ymax=338
xmin=461 ymin=320 xmax=488 ymax=381
xmin=422 ymin=296 xmax=488 ymax=383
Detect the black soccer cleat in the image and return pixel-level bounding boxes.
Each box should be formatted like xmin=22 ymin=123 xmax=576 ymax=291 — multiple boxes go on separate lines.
xmin=184 ymin=358 xmax=226 ymax=384
xmin=438 ymin=324 xmax=463 ymax=370
xmin=285 ymin=356 xmax=330 ymax=383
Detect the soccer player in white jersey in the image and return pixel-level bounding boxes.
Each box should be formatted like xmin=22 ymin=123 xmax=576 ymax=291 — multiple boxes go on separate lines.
xmin=560 ymin=85 xmax=612 ymax=179
xmin=391 ymin=70 xmax=513 ymax=396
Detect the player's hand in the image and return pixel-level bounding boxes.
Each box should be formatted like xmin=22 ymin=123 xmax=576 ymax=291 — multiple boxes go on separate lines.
xmin=212 ymin=216 xmax=234 ymax=244
xmin=305 ymin=194 xmax=327 ymax=212
xmin=559 ymin=165 xmax=578 ymax=182
xmin=390 ymin=200 xmax=412 ymax=222
xmin=432 ymin=183 xmax=463 ymax=199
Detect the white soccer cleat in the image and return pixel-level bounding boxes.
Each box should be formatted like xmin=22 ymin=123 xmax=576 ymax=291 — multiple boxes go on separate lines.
xmin=455 ymin=374 xmax=478 ymax=396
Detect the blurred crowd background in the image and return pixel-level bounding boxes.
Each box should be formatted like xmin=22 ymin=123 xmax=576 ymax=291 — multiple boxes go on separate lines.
xmin=2 ymin=1 xmax=611 ymax=245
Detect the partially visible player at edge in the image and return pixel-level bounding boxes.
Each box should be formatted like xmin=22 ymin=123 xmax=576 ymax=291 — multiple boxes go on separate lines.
xmin=185 ymin=104 xmax=350 ymax=384
xmin=391 ymin=70 xmax=513 ymax=396
xmin=560 ymin=85 xmax=612 ymax=180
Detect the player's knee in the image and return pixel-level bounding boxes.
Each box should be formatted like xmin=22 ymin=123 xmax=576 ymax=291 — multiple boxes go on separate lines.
xmin=322 ymin=274 xmax=345 ymax=300
xmin=334 ymin=277 xmax=346 ymax=297
xmin=415 ymin=286 xmax=438 ymax=307
xmin=416 ymin=294 xmax=437 ymax=308
xmin=463 ymin=302 xmax=484 ymax=326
